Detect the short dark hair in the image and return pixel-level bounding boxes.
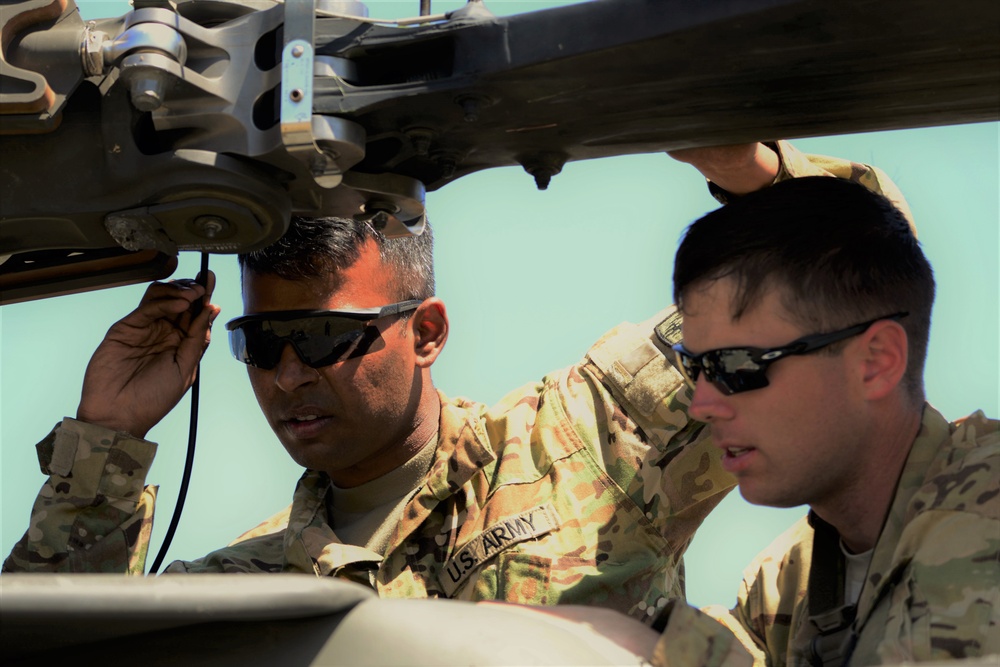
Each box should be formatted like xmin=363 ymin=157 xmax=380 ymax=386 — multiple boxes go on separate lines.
xmin=673 ymin=177 xmax=935 ymax=403
xmin=238 ymin=216 xmax=435 ymax=301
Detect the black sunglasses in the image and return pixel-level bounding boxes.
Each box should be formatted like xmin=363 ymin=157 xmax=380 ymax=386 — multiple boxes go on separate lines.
xmin=669 ymin=312 xmax=908 ymax=396
xmin=225 ymin=300 xmax=423 ymax=370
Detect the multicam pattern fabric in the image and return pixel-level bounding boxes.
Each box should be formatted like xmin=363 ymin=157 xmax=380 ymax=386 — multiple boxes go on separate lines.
xmin=4 ymin=143 xmax=912 ymax=624
xmin=651 ymin=601 xmax=756 ymax=667
xmin=3 ymin=418 xmax=158 ymax=576
xmin=681 ymin=406 xmax=1000 ymax=667
xmin=3 ymin=308 xmax=734 ymax=621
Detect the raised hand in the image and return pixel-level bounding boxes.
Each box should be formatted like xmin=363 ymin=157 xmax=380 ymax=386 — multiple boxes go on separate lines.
xmin=668 ymin=143 xmax=780 ymax=195
xmin=76 ymin=274 xmax=221 ymax=438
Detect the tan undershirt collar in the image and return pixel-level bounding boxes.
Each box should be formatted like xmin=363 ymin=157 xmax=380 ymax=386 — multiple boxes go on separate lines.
xmin=328 ymin=432 xmax=438 ymax=555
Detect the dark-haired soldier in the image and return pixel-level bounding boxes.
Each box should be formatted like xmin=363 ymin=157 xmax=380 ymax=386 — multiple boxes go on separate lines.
xmin=4 ymin=144 xmax=917 ymax=627
xmin=645 ymin=176 xmax=999 ymax=666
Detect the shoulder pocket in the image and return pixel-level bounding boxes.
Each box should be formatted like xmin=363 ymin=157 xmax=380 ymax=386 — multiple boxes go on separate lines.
xmin=587 ymin=308 xmax=686 ymax=420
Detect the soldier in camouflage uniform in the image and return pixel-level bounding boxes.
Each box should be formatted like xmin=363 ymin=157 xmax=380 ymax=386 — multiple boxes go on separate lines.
xmin=4 ymin=143 xmax=913 ymax=626
xmin=648 ymin=176 xmax=999 ymax=665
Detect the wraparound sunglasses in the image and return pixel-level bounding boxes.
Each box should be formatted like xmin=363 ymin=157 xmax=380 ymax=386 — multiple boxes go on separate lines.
xmin=668 ymin=312 xmax=908 ymax=395
xmin=226 ymin=300 xmax=423 ymax=370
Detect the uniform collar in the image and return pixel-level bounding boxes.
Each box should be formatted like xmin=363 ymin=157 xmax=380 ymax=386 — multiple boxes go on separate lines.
xmin=424 ymin=391 xmax=497 ymax=500
xmin=384 ymin=392 xmax=496 ymax=551
xmin=853 ymin=404 xmax=951 ymax=624
xmin=281 ymin=392 xmax=496 ymax=576
xmin=283 ymin=469 xmax=383 ymax=576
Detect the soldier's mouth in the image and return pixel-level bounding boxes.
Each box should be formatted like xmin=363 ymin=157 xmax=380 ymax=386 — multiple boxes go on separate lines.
xmin=717 ymin=442 xmax=757 ymax=474
xmin=281 ymin=409 xmax=336 ymax=439
xmin=725 ymin=446 xmax=753 ymax=457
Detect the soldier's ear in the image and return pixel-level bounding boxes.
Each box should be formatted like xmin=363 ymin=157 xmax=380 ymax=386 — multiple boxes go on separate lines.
xmin=857 ymin=318 xmax=908 ymax=401
xmin=412 ymin=298 xmax=448 ymax=368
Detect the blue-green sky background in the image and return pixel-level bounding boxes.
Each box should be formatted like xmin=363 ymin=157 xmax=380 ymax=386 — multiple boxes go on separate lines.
xmin=2 ymin=1 xmax=997 ymax=609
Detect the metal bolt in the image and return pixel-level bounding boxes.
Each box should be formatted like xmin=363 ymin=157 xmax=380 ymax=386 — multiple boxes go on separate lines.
xmin=370 ymin=210 xmax=390 ymax=229
xmin=519 ymin=152 xmax=567 ymax=191
xmin=531 ymin=170 xmax=553 ymax=190
xmin=439 ymin=159 xmax=456 ymax=179
xmin=460 ymin=97 xmax=479 ymax=122
xmin=129 ymin=73 xmax=166 ymax=112
xmin=405 ymin=127 xmax=435 ymax=157
xmin=355 ymin=199 xmax=401 ymax=230
xmin=82 ymin=27 xmax=108 ymax=76
xmin=290 ymin=88 xmax=304 ymax=102
xmin=431 ymin=151 xmax=459 ymax=179
xmin=431 ymin=150 xmax=465 ymax=179
xmin=193 ymin=215 xmax=228 ymax=239
xmin=292 ymin=45 xmax=304 ymax=58
xmin=454 ymin=95 xmax=492 ymax=123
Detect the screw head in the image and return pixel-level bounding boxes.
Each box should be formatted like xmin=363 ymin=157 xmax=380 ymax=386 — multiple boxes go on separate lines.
xmin=193 ymin=215 xmax=228 ymax=239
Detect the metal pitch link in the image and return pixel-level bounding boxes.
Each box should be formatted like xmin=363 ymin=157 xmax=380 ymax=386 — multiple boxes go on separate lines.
xmin=281 ymin=0 xmax=365 ymax=188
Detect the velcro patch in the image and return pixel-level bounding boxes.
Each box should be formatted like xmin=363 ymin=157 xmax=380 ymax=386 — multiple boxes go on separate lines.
xmin=654 ymin=309 xmax=684 ymax=347
xmin=48 ymin=425 xmax=80 ymax=477
xmin=440 ymin=503 xmax=560 ymax=597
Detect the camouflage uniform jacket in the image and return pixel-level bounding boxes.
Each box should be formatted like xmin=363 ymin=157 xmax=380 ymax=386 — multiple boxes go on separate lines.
xmin=671 ymin=405 xmax=999 ymax=667
xmin=4 ymin=142 xmax=907 ymax=622
xmin=4 ymin=308 xmax=735 ymax=622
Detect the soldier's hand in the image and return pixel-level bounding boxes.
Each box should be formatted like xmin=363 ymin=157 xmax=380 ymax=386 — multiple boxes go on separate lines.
xmin=76 ymin=273 xmax=221 ymax=438
xmin=668 ymin=143 xmax=780 ymax=195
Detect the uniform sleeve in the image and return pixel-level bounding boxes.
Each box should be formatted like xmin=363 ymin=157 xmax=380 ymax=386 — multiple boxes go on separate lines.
xmin=708 ymin=140 xmax=915 ymax=232
xmin=677 ymin=517 xmax=813 ymax=667
xmin=2 ymin=418 xmax=158 ymax=575
xmin=578 ymin=307 xmax=736 ymax=587
xmin=646 ymin=532 xmax=809 ymax=667
xmin=863 ymin=433 xmax=1000 ymax=663
xmin=650 ymin=601 xmax=758 ymax=667
xmin=875 ymin=509 xmax=1000 ymax=661
xmin=163 ymin=505 xmax=293 ymax=574
xmin=649 ymin=559 xmax=778 ymax=667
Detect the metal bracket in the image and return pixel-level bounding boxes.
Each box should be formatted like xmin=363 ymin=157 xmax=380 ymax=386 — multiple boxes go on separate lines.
xmin=281 ymin=0 xmax=362 ymax=188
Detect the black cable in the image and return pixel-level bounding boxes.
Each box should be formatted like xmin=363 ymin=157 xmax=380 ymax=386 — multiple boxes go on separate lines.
xmin=148 ymin=252 xmax=209 ymax=574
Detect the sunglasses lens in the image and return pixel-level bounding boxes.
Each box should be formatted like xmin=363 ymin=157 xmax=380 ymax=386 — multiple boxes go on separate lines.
xmin=229 ymin=326 xmax=275 ymax=369
xmin=229 ymin=316 xmax=368 ymax=369
xmin=673 ymin=350 xmax=701 ymax=389
xmin=706 ymin=349 xmax=770 ymax=395
xmin=293 ymin=328 xmax=365 ymax=368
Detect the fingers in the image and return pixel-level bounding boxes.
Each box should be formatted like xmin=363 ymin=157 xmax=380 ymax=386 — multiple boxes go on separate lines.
xmin=78 ymin=274 xmax=222 ymax=437
xmin=172 ymin=305 xmax=220 ymax=383
xmin=196 ymin=269 xmax=217 ymax=299
xmin=177 ymin=285 xmax=222 ymax=369
xmin=128 ymin=273 xmax=218 ymax=324
xmin=141 ymin=279 xmax=205 ymax=310
xmin=127 ymin=272 xmax=221 ymax=348
xmin=193 ymin=302 xmax=222 ymax=346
